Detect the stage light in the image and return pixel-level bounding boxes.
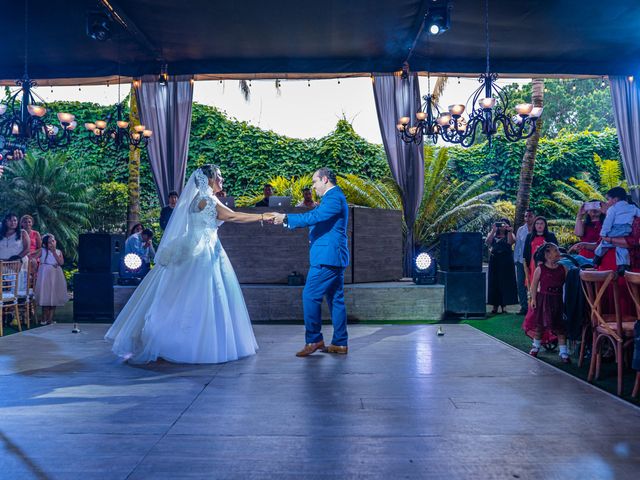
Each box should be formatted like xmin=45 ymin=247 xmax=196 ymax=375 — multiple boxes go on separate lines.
xmin=425 ymin=1 xmax=451 ymax=36
xmin=413 ymin=251 xmax=438 ymax=285
xmin=124 ymin=253 xmax=143 ymax=272
xmin=87 ymin=12 xmax=113 ymax=42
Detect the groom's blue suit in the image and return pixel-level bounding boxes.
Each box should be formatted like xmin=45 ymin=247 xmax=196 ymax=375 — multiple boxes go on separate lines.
xmin=286 ymin=186 xmax=349 ymax=346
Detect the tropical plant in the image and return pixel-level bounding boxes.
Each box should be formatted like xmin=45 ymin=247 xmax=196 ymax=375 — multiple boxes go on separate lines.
xmin=0 ymin=152 xmax=91 ymax=259
xmin=543 ymin=153 xmax=626 ymax=222
xmin=236 ymin=174 xmax=316 ymax=207
xmin=338 ymin=147 xmax=502 ymax=247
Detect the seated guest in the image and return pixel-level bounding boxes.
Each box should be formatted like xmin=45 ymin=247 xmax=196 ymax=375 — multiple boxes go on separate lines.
xmin=159 ymin=191 xmax=179 ymax=230
xmin=125 ymin=228 xmax=155 ymax=267
xmin=0 ymin=213 xmax=30 ymax=327
xmin=296 ymin=187 xmax=318 ymax=209
xmin=0 ymin=213 xmax=30 ymax=261
xmin=253 ymin=184 xmax=274 ymax=207
xmin=216 ymin=189 xmax=227 ymax=199
xmin=34 ymin=234 xmax=68 ymax=325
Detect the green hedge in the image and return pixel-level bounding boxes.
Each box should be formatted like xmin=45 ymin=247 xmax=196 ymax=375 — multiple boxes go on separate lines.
xmin=41 ymin=100 xmax=389 ymax=208
xmin=447 ymin=128 xmax=621 ymax=214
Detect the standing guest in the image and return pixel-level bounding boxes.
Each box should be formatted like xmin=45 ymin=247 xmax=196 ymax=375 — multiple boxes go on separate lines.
xmin=159 ymin=191 xmax=179 ymax=230
xmin=514 ymin=209 xmax=536 ymax=315
xmin=296 ymin=187 xmax=318 ymax=209
xmin=129 ymin=223 xmax=144 ymax=237
xmin=20 ymin=215 xmax=42 ymax=271
xmin=486 ymin=218 xmax=518 ymax=314
xmin=524 ymin=216 xmax=558 ymax=286
xmin=215 ymin=189 xmax=227 ymax=199
xmin=34 ymin=234 xmax=68 ymax=325
xmin=253 ymin=184 xmax=274 ymax=207
xmin=523 ymin=243 xmax=571 ymax=363
xmin=593 ymin=186 xmax=639 ymax=272
xmin=573 ymin=200 xmax=604 ymax=259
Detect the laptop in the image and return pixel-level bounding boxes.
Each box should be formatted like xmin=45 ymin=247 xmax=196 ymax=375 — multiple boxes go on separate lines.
xmin=219 ymin=196 xmax=235 ymax=208
xmin=268 ymin=196 xmax=292 ymax=208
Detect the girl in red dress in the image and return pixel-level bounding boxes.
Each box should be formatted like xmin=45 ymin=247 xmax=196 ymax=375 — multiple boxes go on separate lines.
xmin=523 ymin=216 xmax=558 ymax=286
xmin=523 ymin=242 xmax=571 ymax=363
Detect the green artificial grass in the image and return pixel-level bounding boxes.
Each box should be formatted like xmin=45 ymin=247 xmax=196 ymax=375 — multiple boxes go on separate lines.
xmin=464 ymin=313 xmax=640 ymax=406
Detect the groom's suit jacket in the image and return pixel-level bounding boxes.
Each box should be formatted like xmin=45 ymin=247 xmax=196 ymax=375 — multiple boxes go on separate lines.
xmin=286 ymin=186 xmax=350 ymax=268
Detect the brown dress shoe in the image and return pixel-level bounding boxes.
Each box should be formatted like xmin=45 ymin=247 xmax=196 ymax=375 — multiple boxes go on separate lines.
xmin=296 ymin=341 xmax=325 ymax=357
xmin=324 ymin=344 xmax=348 ymax=354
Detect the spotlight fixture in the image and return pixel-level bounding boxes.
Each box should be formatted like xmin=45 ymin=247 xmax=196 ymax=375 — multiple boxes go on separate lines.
xmin=413 ymin=251 xmax=438 ymax=285
xmin=118 ymin=252 xmax=149 ymax=285
xmin=87 ymin=12 xmax=113 ymax=42
xmin=425 ymin=0 xmax=451 ymax=36
xmin=158 ymin=64 xmax=169 ymax=86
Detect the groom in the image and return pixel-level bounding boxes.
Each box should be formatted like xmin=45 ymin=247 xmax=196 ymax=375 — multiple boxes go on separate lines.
xmin=272 ymin=167 xmax=349 ymax=356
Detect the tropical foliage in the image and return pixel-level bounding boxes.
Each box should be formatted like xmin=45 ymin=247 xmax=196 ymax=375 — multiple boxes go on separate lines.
xmin=0 ymin=152 xmax=91 ymax=258
xmin=236 ymin=174 xmax=316 ymax=207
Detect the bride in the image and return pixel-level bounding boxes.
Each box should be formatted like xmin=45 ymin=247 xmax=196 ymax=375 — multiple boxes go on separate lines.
xmin=105 ymin=164 xmax=274 ymax=364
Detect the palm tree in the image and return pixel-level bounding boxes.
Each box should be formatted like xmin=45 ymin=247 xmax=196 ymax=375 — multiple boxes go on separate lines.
xmin=127 ymin=89 xmax=142 ymax=233
xmin=0 ymin=152 xmax=91 ymax=259
xmin=340 ymin=146 xmax=502 ymax=248
xmin=514 ymin=78 xmax=544 ymax=230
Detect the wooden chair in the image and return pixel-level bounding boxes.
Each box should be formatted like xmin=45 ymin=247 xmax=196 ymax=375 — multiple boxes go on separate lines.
xmin=1 ymin=260 xmax=22 ymax=336
xmin=580 ymin=270 xmax=635 ymax=396
xmin=17 ymin=260 xmax=37 ymax=329
xmin=623 ymin=271 xmax=640 ymax=399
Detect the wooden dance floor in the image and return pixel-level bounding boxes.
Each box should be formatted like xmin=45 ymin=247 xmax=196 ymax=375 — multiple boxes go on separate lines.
xmin=1 ymin=324 xmax=639 ymax=479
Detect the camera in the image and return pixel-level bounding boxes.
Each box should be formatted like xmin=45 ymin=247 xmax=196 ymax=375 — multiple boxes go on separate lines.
xmin=494 ymin=222 xmax=504 ymax=228
xmin=0 ymin=135 xmax=26 ymax=165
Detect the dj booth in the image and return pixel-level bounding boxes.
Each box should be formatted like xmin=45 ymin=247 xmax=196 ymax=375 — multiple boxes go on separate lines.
xmin=219 ymin=206 xmax=403 ymax=284
xmin=73 ymin=206 xmax=404 ymax=322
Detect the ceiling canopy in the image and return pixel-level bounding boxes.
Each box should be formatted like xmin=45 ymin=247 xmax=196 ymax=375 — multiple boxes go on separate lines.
xmin=1 ymin=0 xmax=639 ymax=83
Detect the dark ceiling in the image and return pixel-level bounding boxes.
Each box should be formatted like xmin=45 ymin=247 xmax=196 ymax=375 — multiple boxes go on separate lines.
xmin=0 ymin=0 xmax=639 ymax=82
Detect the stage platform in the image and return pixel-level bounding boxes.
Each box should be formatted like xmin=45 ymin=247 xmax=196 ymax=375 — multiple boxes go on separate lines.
xmin=114 ymin=281 xmax=445 ymax=321
xmin=1 ymin=324 xmax=639 ymax=479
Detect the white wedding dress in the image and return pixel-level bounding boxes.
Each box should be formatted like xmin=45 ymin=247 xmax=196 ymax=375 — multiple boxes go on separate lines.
xmin=105 ymin=169 xmax=258 ymax=364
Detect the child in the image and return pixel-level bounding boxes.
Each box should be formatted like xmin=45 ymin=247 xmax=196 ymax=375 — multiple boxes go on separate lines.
xmin=523 ymin=242 xmax=571 ymax=363
xmin=34 ymin=234 xmax=68 ymax=325
xmin=593 ymin=186 xmax=640 ymax=272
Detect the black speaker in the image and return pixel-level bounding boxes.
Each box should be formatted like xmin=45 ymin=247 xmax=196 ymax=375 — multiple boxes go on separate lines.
xmin=439 ymin=232 xmax=482 ymax=272
xmin=73 ymin=272 xmax=117 ymax=322
xmin=78 ymin=233 xmax=125 ymax=273
xmin=440 ymin=271 xmax=486 ymax=318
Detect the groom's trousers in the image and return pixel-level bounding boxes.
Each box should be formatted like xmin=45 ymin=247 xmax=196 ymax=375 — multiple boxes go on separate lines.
xmin=303 ymin=265 xmax=348 ymax=346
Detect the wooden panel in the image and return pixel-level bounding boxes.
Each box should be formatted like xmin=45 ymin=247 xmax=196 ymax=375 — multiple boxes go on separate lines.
xmin=352 ymin=207 xmax=403 ymax=283
xmin=218 ymin=207 xmax=353 ymax=284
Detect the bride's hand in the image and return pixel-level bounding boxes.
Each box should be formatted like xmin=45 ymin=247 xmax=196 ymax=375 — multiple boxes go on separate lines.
xmin=262 ymin=212 xmax=277 ymax=224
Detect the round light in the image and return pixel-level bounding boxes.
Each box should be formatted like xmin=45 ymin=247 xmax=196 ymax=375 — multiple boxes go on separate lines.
xmin=429 ymin=24 xmax=440 ymax=35
xmin=415 ymin=252 xmax=432 ymax=271
xmin=124 ymin=253 xmax=143 ymax=271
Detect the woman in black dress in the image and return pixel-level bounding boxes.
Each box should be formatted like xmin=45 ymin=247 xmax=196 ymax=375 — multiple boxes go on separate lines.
xmin=486 ymin=218 xmax=519 ymax=314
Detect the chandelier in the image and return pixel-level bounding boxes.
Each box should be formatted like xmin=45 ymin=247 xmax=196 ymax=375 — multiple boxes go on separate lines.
xmin=0 ymin=0 xmax=76 ymax=153
xmin=83 ymin=80 xmax=152 ymax=150
xmin=398 ymin=0 xmax=543 ymax=147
